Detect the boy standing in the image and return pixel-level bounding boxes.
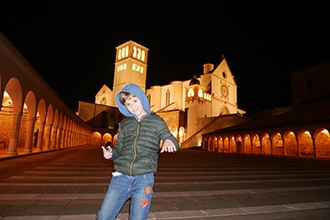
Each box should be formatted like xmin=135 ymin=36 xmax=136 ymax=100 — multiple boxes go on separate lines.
xmin=97 ymin=84 xmax=180 ymax=220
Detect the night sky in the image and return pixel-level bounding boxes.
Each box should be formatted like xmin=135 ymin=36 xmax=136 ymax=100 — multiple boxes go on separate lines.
xmin=1 ymin=1 xmax=329 ymax=112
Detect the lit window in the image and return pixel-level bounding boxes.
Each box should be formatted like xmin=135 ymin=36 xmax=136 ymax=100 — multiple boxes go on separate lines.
xmin=140 ymin=67 xmax=144 ymax=73
xmin=204 ymin=93 xmax=211 ymax=100
xmin=118 ymin=49 xmax=122 ymax=60
xmin=125 ymin=46 xmax=129 ymax=57
xmin=121 ymin=48 xmax=125 ymax=58
xmin=141 ymin=50 xmax=145 ymax=61
xmin=198 ymin=89 xmax=203 ymax=98
xmin=188 ymin=88 xmax=194 ymax=97
xmin=132 ymin=63 xmax=136 ymax=70
xmin=133 ymin=46 xmax=137 ymax=57
xmin=137 ymin=48 xmax=141 ymax=60
xmin=123 ymin=63 xmax=127 ymax=69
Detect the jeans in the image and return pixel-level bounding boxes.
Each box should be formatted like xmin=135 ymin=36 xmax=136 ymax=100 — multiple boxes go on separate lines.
xmin=97 ymin=172 xmax=154 ymax=220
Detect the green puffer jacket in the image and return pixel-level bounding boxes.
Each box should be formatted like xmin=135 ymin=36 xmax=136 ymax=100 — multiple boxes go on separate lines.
xmin=111 ymin=113 xmax=180 ymax=176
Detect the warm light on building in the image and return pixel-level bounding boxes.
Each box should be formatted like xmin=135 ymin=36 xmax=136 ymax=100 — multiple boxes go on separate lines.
xmin=94 ymin=40 xmax=242 ymax=148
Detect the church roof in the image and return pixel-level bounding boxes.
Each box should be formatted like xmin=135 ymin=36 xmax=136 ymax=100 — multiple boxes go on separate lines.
xmin=189 ymin=75 xmax=200 ymax=85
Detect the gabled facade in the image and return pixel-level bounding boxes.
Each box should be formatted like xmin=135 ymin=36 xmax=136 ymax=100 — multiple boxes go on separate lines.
xmin=95 ymin=84 xmax=112 ymax=106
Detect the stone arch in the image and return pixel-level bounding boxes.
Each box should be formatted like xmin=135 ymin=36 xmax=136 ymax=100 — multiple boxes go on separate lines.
xmin=217 ymin=136 xmax=224 ymax=152
xmin=102 ymin=133 xmax=113 ymax=146
xmin=261 ymin=133 xmax=271 ymax=154
xmin=57 ymin=112 xmax=64 ymax=149
xmin=236 ymin=135 xmax=243 ymax=153
xmin=223 ymin=136 xmax=229 ymax=153
xmin=229 ymin=135 xmax=236 ymax=153
xmin=35 ymin=99 xmax=47 ymax=152
xmin=67 ymin=119 xmax=73 ymax=147
xmin=283 ymin=131 xmax=297 ymax=156
xmin=251 ymin=134 xmax=261 ymax=154
xmin=52 ymin=109 xmax=60 ymax=149
xmin=2 ymin=77 xmax=23 ymax=155
xmin=22 ymin=90 xmax=37 ymax=153
xmin=212 ymin=136 xmax=217 ymax=152
xmin=202 ymin=137 xmax=207 ymax=150
xmin=220 ymin=105 xmax=229 ymax=115
xmin=271 ymin=132 xmax=284 ymax=155
xmin=297 ymin=130 xmax=313 ymax=156
xmin=24 ymin=90 xmax=37 ymax=116
xmin=243 ymin=134 xmax=252 ymax=154
xmin=90 ymin=131 xmax=102 ymax=145
xmin=207 ymin=136 xmax=212 ymax=151
xmin=64 ymin=118 xmax=70 ymax=147
xmin=314 ymin=128 xmax=330 ymax=157
xmin=43 ymin=104 xmax=54 ymax=151
xmin=4 ymin=77 xmax=23 ymax=114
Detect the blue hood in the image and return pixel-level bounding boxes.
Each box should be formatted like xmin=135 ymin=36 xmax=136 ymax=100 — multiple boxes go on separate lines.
xmin=115 ymin=84 xmax=150 ymax=117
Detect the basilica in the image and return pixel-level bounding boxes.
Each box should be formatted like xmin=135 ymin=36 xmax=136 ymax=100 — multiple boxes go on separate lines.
xmin=77 ymin=40 xmax=247 ymax=147
xmin=1 ymin=30 xmax=329 ymax=158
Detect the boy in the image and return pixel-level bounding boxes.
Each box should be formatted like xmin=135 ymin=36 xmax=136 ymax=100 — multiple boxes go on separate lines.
xmin=97 ymin=83 xmax=180 ymax=220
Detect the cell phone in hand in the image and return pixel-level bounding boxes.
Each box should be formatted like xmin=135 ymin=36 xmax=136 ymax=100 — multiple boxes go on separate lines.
xmin=101 ymin=146 xmax=112 ymax=152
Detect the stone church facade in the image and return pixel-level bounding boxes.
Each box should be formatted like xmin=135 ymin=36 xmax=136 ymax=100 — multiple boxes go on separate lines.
xmin=78 ymin=40 xmax=246 ymax=147
xmin=202 ymin=59 xmax=330 ymax=158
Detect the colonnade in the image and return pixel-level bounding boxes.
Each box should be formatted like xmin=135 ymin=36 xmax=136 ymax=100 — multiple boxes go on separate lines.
xmin=0 ymin=32 xmax=91 ymax=156
xmin=203 ymin=127 xmax=330 ymax=158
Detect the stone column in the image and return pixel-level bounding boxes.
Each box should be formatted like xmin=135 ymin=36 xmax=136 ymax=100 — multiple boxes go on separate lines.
xmin=6 ymin=112 xmax=22 ymax=155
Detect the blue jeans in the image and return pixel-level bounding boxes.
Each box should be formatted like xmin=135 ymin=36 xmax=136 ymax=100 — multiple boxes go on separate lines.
xmin=97 ymin=172 xmax=154 ymax=220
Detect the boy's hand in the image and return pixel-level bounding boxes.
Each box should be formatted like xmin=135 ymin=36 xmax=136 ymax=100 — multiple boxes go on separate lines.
xmin=102 ymin=146 xmax=113 ymax=159
xmin=160 ymin=139 xmax=176 ymax=153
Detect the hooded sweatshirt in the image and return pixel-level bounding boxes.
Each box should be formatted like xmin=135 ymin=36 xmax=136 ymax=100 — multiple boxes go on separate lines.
xmin=112 ymin=84 xmax=180 ymax=176
xmin=115 ymin=83 xmax=150 ymax=118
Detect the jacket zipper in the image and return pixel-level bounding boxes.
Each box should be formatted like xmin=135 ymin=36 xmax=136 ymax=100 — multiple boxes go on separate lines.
xmin=129 ymin=122 xmax=140 ymax=176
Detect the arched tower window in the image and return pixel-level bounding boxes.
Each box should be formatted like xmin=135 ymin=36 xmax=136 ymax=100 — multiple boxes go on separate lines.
xmin=121 ymin=47 xmax=125 ymax=59
xmin=137 ymin=48 xmax=141 ymax=59
xmin=125 ymin=46 xmax=129 ymax=57
xmin=141 ymin=50 xmax=145 ymax=61
xmin=133 ymin=46 xmax=137 ymax=57
xmin=188 ymin=88 xmax=194 ymax=97
xmin=198 ymin=89 xmax=203 ymax=98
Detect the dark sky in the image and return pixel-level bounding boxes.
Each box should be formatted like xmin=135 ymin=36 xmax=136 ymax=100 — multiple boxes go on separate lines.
xmin=1 ymin=1 xmax=329 ymax=112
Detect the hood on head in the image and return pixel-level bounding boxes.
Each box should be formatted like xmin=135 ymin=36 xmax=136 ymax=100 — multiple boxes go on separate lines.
xmin=115 ymin=84 xmax=150 ymax=117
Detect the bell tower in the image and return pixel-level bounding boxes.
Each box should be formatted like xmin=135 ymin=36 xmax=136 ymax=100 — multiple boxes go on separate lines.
xmin=111 ymin=40 xmax=149 ymax=106
xmin=185 ymin=75 xmax=212 ymax=137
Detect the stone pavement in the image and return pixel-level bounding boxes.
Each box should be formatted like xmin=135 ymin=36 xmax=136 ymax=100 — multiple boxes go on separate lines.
xmin=1 ymin=144 xmax=330 ymax=219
